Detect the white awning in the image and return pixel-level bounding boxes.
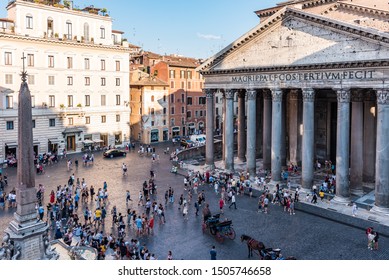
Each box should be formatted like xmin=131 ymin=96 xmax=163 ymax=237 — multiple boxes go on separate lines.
xmin=93 ymin=139 xmax=104 ymax=143
xmin=5 ymin=142 xmax=17 ymax=148
xmin=82 ymin=140 xmax=94 ymax=145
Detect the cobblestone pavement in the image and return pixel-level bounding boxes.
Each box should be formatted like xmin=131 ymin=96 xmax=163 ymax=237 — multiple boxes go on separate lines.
xmin=1 ymin=143 xmax=388 ymax=260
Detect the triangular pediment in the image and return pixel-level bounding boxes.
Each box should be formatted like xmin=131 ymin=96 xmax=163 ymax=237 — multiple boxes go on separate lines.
xmin=199 ymin=7 xmax=389 ymax=72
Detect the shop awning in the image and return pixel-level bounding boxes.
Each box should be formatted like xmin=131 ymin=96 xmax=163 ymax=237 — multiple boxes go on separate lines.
xmin=48 ymin=138 xmax=60 ymax=144
xmin=93 ymin=139 xmax=104 ymax=143
xmin=172 ymin=127 xmax=180 ymax=131
xmin=5 ymin=142 xmax=17 ymax=148
xmin=82 ymin=139 xmax=94 ymax=145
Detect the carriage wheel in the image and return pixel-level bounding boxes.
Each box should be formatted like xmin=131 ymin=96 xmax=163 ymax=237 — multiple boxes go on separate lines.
xmin=227 ymin=228 xmax=236 ymax=240
xmin=210 ymin=226 xmax=217 ymax=235
xmin=216 ymin=232 xmax=224 ymax=243
xmin=202 ymin=223 xmax=206 ymax=234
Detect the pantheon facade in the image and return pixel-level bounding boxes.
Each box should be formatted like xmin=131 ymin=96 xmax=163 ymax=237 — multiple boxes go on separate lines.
xmin=199 ymin=0 xmax=389 ymax=212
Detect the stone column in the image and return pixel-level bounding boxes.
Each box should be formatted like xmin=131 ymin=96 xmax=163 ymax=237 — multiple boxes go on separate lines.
xmin=271 ymin=88 xmax=283 ymax=182
xmin=288 ymin=89 xmax=299 ymax=165
xmin=256 ymin=93 xmax=263 ymax=158
xmin=246 ymin=89 xmax=257 ymax=178
xmin=373 ymin=89 xmax=389 ymax=212
xmin=237 ymin=90 xmax=246 ymax=162
xmin=363 ymin=92 xmax=376 ymax=182
xmin=205 ymin=89 xmax=215 ymax=169
xmin=301 ymin=88 xmax=315 ymax=191
xmin=222 ymin=92 xmax=226 ymax=162
xmin=263 ymin=90 xmax=272 ymax=171
xmin=224 ymin=90 xmax=235 ymax=172
xmin=334 ymin=89 xmax=351 ymax=204
xmin=281 ymin=97 xmax=287 ymax=166
xmin=350 ymin=90 xmax=364 ymax=195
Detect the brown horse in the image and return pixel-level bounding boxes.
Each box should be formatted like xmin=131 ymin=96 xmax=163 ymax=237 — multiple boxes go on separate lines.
xmin=240 ymin=234 xmax=265 ymax=258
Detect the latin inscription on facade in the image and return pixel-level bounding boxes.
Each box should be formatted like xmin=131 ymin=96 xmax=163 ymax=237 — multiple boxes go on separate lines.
xmin=231 ymin=70 xmax=375 ymax=83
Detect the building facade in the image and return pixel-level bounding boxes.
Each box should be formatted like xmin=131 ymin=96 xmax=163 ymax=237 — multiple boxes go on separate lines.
xmin=130 ymin=69 xmax=169 ymax=144
xmin=152 ymin=56 xmax=205 ymax=138
xmin=0 ymin=0 xmax=133 ymax=159
xmin=200 ymin=0 xmax=389 ymax=212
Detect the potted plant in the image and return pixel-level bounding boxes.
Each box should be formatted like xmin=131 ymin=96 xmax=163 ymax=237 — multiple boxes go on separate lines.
xmin=60 ymin=104 xmax=65 ymax=109
xmin=100 ymin=8 xmax=107 ymax=16
xmin=54 ymin=33 xmax=59 ymax=38
xmin=77 ymin=103 xmax=82 ymax=107
xmin=63 ymin=0 xmax=70 ymax=9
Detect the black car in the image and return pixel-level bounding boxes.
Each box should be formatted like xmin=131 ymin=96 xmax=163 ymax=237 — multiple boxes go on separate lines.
xmin=103 ymin=149 xmax=126 ymax=158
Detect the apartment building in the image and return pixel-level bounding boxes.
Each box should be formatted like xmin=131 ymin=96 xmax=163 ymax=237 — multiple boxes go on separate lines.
xmin=152 ymin=55 xmax=205 ymax=138
xmin=0 ymin=0 xmax=134 ymax=159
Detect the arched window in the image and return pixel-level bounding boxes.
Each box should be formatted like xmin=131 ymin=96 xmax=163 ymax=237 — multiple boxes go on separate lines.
xmin=84 ymin=23 xmax=89 ymax=41
xmin=151 ymin=108 xmax=155 ymax=115
xmin=151 ymin=95 xmax=154 ymax=102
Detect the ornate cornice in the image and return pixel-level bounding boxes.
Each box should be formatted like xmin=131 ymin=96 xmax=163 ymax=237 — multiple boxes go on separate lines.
xmin=323 ymin=2 xmax=389 ymax=20
xmin=271 ymin=88 xmax=283 ymax=102
xmin=201 ymin=60 xmax=388 ymax=76
xmin=376 ymin=89 xmax=389 ymax=105
xmin=247 ymin=90 xmax=257 ymax=100
xmin=0 ymin=33 xmax=130 ymax=53
xmin=302 ymin=88 xmax=315 ymax=102
xmin=336 ymin=89 xmax=351 ymax=103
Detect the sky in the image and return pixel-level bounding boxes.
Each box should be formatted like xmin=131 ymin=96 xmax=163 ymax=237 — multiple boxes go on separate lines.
xmin=0 ymin=0 xmax=280 ymax=59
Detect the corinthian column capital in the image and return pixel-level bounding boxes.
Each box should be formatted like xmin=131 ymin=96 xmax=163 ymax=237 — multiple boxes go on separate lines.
xmin=204 ymin=89 xmax=214 ymax=99
xmin=271 ymin=88 xmax=283 ymax=102
xmin=376 ymin=89 xmax=389 ymax=105
xmin=336 ymin=88 xmax=351 ymax=103
xmin=247 ymin=89 xmax=257 ymax=100
xmin=302 ymin=88 xmax=315 ymax=102
xmin=225 ymin=89 xmax=235 ymax=99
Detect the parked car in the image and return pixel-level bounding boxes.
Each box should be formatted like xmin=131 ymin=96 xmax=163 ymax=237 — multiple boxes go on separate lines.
xmin=103 ymin=149 xmax=126 ymax=158
xmin=190 ymin=134 xmax=206 ymax=145
xmin=180 ymin=139 xmax=194 ymax=148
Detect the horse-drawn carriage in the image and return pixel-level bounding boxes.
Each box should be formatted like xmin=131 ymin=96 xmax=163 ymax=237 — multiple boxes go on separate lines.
xmin=240 ymin=234 xmax=296 ymax=260
xmin=202 ymin=214 xmax=236 ymax=242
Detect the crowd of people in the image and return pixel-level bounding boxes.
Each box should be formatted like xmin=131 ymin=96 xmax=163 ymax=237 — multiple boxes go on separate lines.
xmin=0 ymin=143 xmax=382 ymax=260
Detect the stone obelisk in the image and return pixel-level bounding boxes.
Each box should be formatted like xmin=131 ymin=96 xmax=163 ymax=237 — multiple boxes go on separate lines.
xmin=4 ymin=55 xmax=48 ymax=259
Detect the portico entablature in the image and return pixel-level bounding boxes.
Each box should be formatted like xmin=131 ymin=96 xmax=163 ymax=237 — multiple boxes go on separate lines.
xmin=202 ymin=66 xmax=389 ymax=90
